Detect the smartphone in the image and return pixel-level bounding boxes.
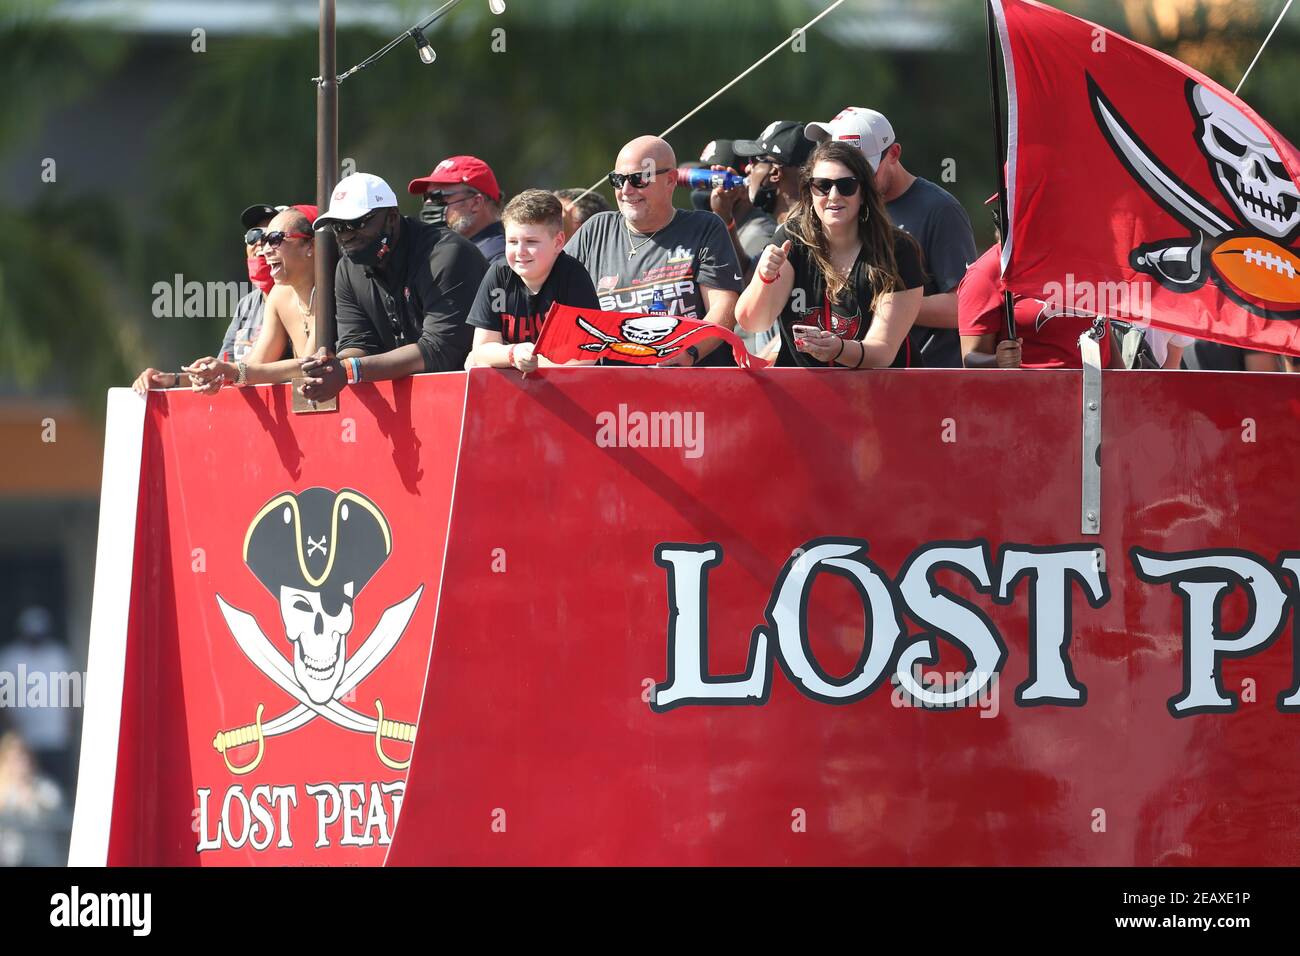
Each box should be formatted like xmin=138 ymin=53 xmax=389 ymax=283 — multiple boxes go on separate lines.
xmin=791 ymin=324 xmax=821 ymax=337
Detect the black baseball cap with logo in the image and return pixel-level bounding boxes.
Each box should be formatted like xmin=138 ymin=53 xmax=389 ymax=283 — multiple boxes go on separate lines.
xmin=734 ymin=121 xmax=814 ymax=167
xmin=240 ymin=203 xmax=290 ymax=229
xmin=697 ymin=138 xmax=743 ymax=171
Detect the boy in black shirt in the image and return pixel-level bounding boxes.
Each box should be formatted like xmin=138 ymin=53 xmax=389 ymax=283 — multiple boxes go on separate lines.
xmin=466 ymin=190 xmax=599 ymax=372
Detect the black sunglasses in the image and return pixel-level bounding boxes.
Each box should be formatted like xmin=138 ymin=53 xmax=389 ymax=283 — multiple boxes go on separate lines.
xmin=607 ymin=168 xmax=673 ymax=190
xmin=809 ymin=176 xmax=861 ymax=197
xmin=327 ymin=211 xmax=379 ymax=235
xmin=423 ymin=189 xmax=477 ymax=207
xmin=261 ymin=230 xmax=312 ymax=248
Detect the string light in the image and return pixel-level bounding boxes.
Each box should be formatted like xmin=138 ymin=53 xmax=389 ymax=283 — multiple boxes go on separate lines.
xmin=322 ymin=0 xmax=507 ymax=85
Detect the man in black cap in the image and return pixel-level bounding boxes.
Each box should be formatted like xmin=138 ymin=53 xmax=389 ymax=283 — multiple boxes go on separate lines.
xmin=732 ymin=121 xmax=811 ymax=233
xmin=729 ymin=121 xmax=814 ymax=358
xmin=690 ymin=138 xmax=773 ymax=276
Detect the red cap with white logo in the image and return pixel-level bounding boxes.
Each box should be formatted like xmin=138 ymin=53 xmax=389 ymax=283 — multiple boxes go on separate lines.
xmin=313 ymin=173 xmax=398 ymax=230
xmin=407 ymin=155 xmax=502 ymax=202
xmin=805 ymin=107 xmax=896 ymax=172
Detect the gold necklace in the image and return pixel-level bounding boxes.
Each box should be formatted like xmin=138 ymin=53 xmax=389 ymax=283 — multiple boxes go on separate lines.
xmin=295 ymin=287 xmax=316 ymax=336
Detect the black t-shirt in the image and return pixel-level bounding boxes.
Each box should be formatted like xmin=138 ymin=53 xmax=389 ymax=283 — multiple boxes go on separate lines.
xmin=467 ymin=252 xmax=599 ymax=344
xmin=771 ymin=223 xmax=926 ymax=368
xmin=1180 ymin=341 xmax=1248 ymax=371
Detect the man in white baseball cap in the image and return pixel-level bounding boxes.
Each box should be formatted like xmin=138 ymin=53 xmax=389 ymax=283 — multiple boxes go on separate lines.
xmin=806 ymin=107 xmax=977 ymax=368
xmin=300 ymin=171 xmax=488 ymax=401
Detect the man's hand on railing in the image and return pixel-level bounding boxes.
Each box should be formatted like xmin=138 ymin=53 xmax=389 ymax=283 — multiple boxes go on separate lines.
xmin=300 ymin=348 xmax=348 ymax=402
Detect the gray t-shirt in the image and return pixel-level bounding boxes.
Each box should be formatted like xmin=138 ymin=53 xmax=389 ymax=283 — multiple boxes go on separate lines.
xmin=219 ymin=289 xmax=267 ymax=362
xmin=887 ymin=177 xmax=977 ymax=368
xmin=564 ymin=208 xmax=744 ymax=366
xmin=736 ymin=206 xmax=778 ymax=260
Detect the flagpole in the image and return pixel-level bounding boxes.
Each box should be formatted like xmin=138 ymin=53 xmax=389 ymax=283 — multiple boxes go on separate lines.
xmin=985 ymin=0 xmax=1016 ymax=342
xmin=315 ymin=0 xmax=339 ymax=356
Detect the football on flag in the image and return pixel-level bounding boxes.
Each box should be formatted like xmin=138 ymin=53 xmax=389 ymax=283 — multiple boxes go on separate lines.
xmin=1211 ymin=236 xmax=1300 ymax=313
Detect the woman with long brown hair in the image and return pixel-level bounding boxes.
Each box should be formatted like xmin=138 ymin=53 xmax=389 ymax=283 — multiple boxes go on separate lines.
xmin=735 ymin=140 xmax=924 ymax=367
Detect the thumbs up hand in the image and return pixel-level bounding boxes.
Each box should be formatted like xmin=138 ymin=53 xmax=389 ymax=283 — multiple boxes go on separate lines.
xmin=757 ymin=239 xmax=792 ymax=284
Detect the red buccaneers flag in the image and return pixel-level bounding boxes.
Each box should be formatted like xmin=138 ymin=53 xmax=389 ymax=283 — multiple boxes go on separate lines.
xmin=535 ymin=304 xmax=768 ymax=368
xmin=992 ymin=0 xmax=1300 ymax=354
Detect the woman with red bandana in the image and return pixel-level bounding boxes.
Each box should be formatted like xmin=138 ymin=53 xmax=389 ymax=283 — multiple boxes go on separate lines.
xmin=130 ymin=205 xmax=291 ymax=393
xmin=186 ymin=205 xmax=322 ymax=392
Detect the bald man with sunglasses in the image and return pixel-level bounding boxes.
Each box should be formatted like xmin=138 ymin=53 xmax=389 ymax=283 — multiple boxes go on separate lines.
xmin=564 ymin=135 xmax=744 ymax=367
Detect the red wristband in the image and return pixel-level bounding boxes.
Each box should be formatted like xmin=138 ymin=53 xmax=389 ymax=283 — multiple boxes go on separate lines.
xmin=507 ymin=344 xmax=517 ymax=367
xmin=758 ymin=271 xmax=778 ymax=285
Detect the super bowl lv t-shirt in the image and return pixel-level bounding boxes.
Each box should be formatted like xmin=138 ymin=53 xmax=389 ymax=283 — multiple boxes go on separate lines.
xmin=564 ymin=209 xmax=744 ymax=366
xmin=466 ymin=252 xmax=598 ymax=344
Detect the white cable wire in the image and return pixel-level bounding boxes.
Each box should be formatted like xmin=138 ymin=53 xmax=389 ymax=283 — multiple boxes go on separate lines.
xmin=1234 ymin=0 xmax=1293 ymax=96
xmin=572 ymin=0 xmax=848 ymax=202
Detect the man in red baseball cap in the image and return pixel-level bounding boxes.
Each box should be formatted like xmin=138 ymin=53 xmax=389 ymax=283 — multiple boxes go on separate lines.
xmin=408 ymin=155 xmax=506 ymax=265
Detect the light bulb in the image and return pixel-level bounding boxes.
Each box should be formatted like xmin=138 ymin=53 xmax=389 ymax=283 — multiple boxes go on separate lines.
xmin=411 ymin=27 xmax=436 ymax=65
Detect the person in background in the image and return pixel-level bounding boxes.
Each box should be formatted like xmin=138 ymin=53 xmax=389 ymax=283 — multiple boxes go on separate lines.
xmin=961 ymin=192 xmax=1185 ymax=369
xmin=695 ymin=137 xmax=779 ymax=270
xmin=0 ymin=724 xmax=66 ymax=867
xmin=131 ymin=203 xmax=284 ymax=393
xmin=553 ymin=188 xmax=611 ymax=238
xmin=0 ymin=607 xmax=73 ymax=791
xmin=466 ymin=189 xmax=599 ymax=372
xmin=408 ymin=155 xmax=506 ymax=265
xmin=735 ymin=140 xmax=924 ymax=368
xmin=807 ymin=106 xmax=976 ymax=368
xmin=185 ymin=205 xmax=321 ymax=391
xmin=297 ymin=172 xmax=487 ymax=402
xmin=730 ymin=121 xmax=814 ymax=361
xmin=731 ymin=121 xmax=810 ymax=246
xmin=564 ymin=135 xmax=743 ymax=367
xmin=1182 ymin=341 xmax=1285 ymax=372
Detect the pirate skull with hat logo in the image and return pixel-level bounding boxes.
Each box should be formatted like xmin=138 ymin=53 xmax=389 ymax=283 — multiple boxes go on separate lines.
xmin=212 ymin=488 xmax=423 ymax=774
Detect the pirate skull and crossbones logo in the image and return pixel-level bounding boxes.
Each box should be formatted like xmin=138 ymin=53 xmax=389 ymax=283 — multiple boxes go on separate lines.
xmin=212 ymin=488 xmax=422 ymax=774
xmin=576 ymin=314 xmax=700 ymax=358
xmin=1091 ymin=76 xmax=1300 ymax=316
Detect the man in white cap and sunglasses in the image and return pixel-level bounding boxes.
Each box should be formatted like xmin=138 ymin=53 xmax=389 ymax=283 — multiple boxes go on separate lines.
xmin=298 ymin=171 xmax=487 ymax=401
xmin=806 ymin=107 xmax=977 ymax=368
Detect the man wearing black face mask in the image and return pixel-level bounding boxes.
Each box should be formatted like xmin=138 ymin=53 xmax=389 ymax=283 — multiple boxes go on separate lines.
xmin=407 ymin=156 xmax=506 ymax=265
xmin=300 ymin=172 xmax=487 ymax=402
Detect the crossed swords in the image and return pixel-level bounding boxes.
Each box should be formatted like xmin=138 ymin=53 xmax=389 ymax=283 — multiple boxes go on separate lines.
xmin=576 ymin=316 xmax=696 ymax=357
xmin=212 ymin=585 xmax=423 ymax=775
xmin=1091 ymin=81 xmax=1235 ymax=266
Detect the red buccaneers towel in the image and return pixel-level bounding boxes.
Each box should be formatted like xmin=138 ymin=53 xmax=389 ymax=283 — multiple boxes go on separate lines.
xmin=534 ymin=304 xmax=769 ymax=368
xmin=992 ymin=0 xmax=1300 ymax=354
